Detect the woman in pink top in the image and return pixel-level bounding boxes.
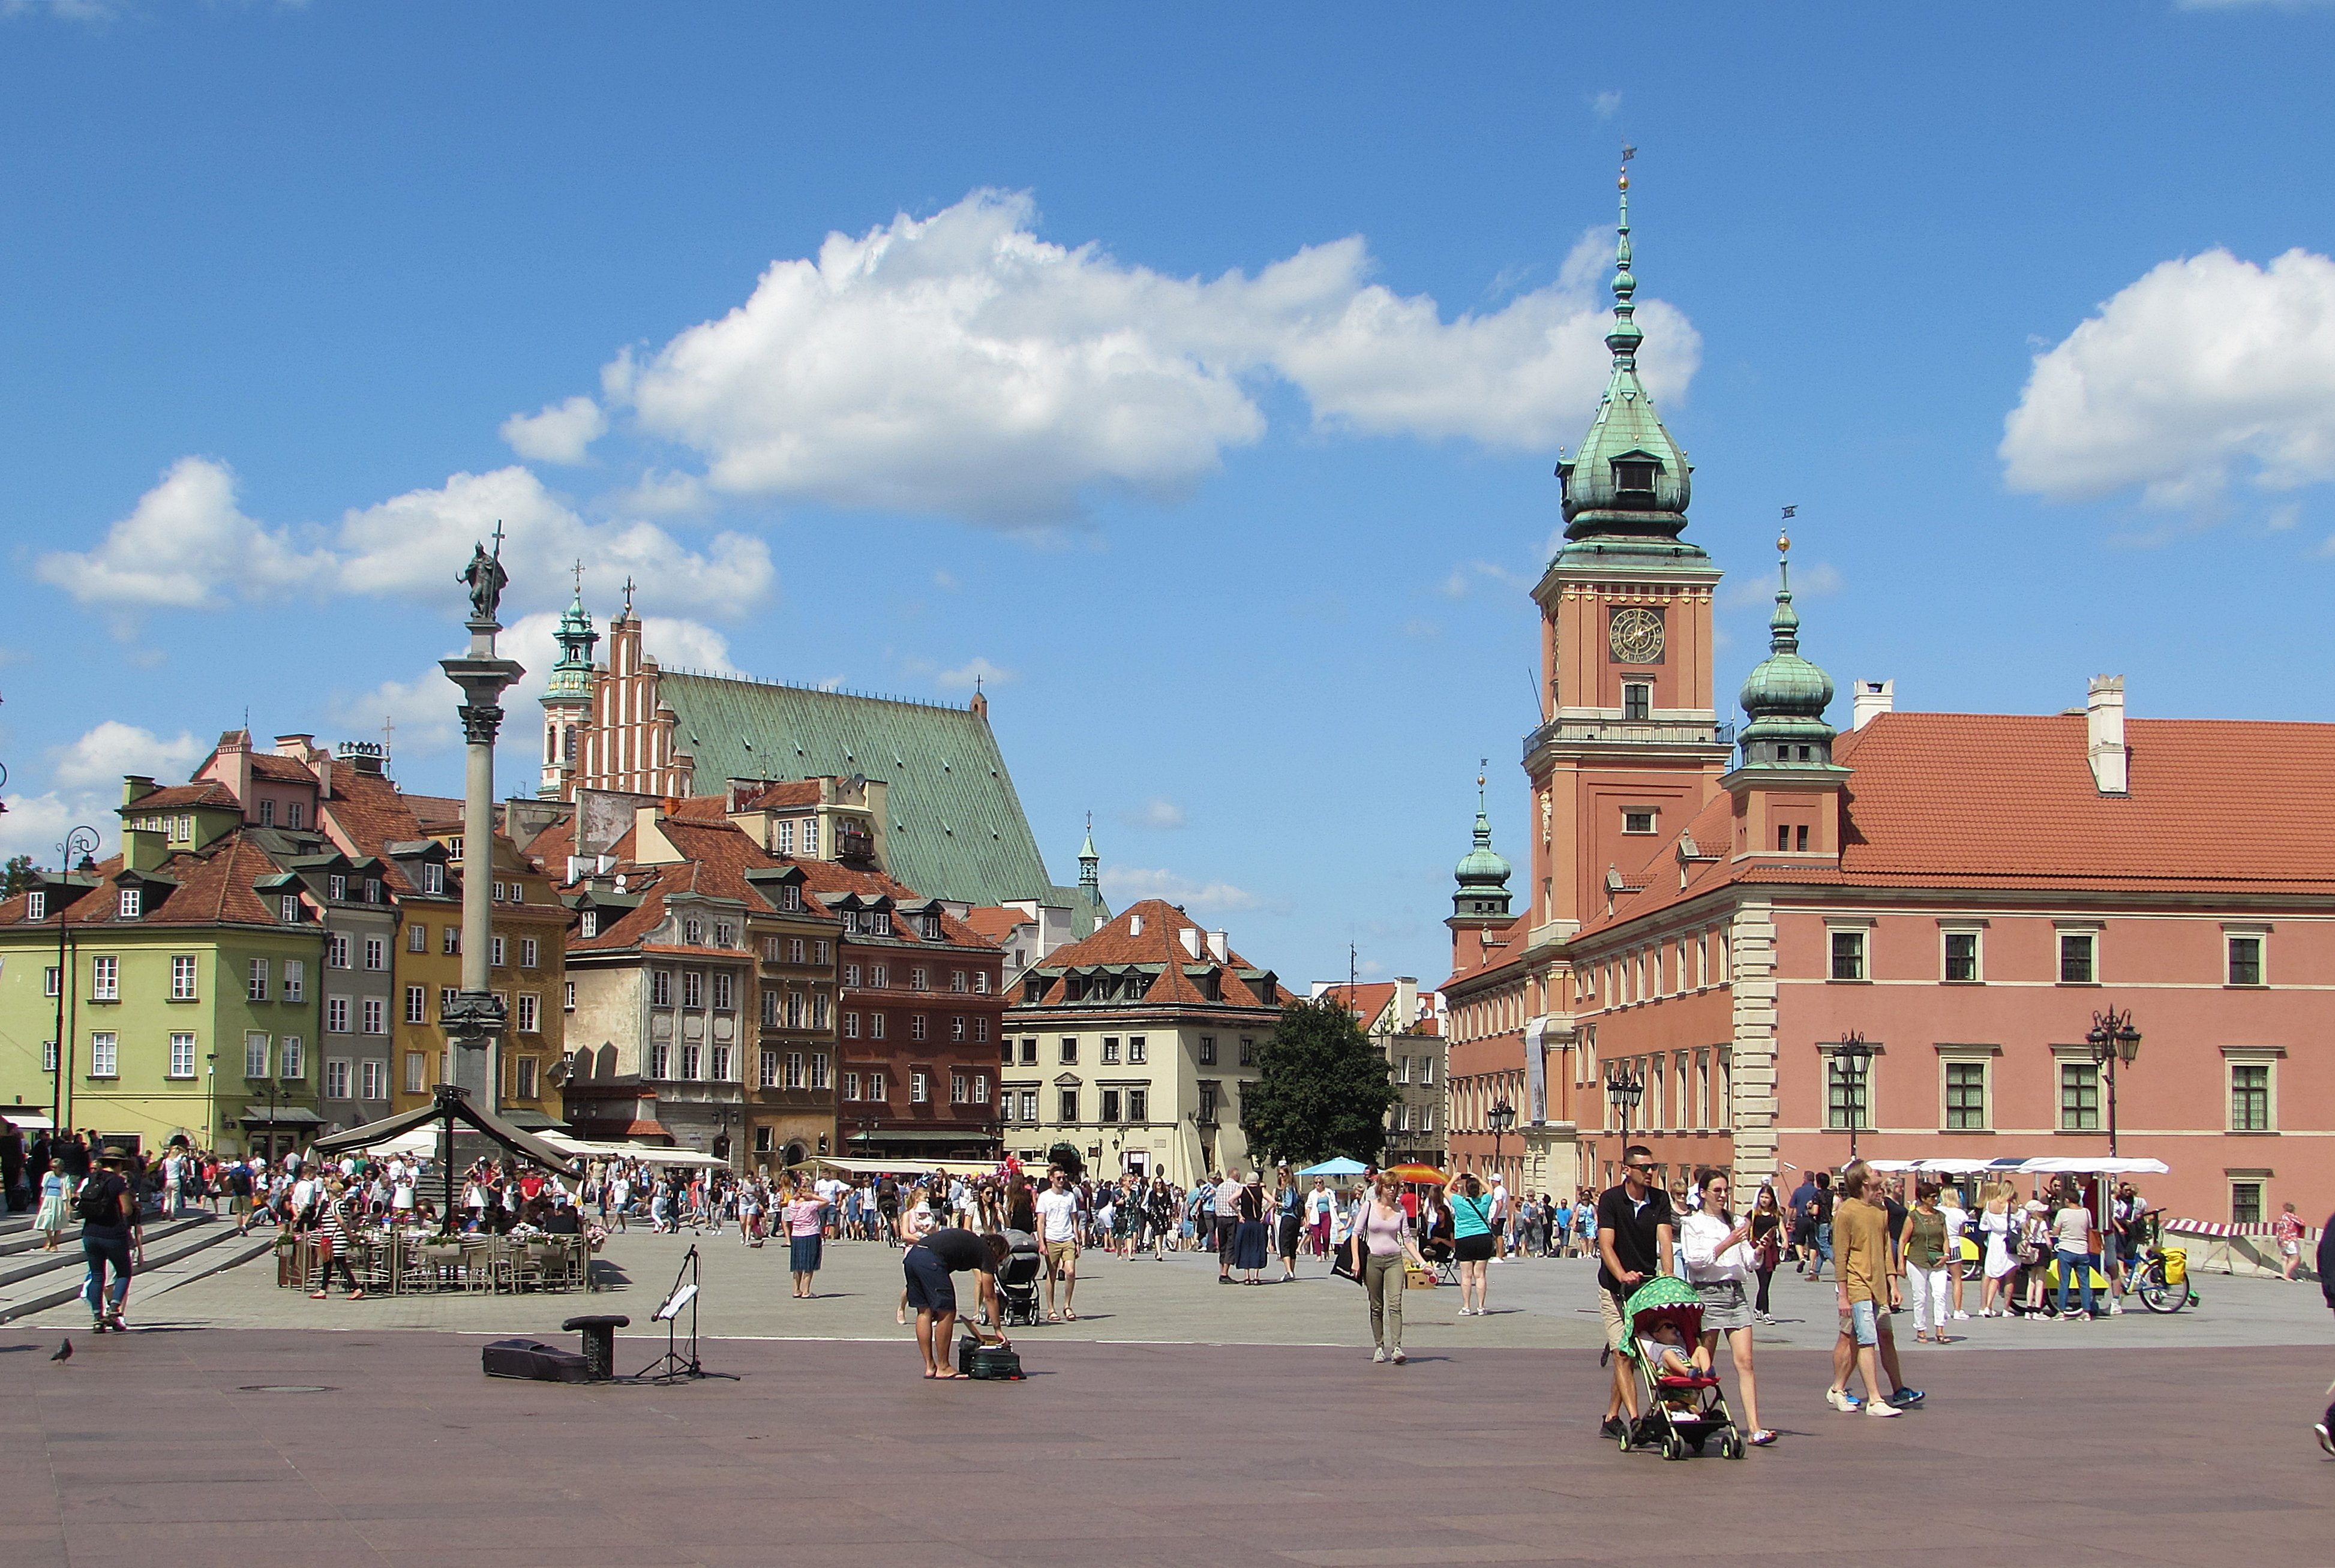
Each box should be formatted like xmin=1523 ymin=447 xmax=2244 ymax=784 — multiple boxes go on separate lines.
xmin=1344 ymin=1169 xmax=1426 ymax=1364
xmin=782 ymin=1179 xmax=825 ymax=1298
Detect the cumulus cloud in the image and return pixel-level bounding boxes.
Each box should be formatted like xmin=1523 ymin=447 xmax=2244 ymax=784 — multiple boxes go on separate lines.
xmin=48 ymin=720 xmax=203 ymax=789
xmin=35 ymin=457 xmax=334 ymax=611
xmin=609 ymin=188 xmax=1697 ymax=524
xmin=500 ymin=395 xmax=608 ymax=465
xmin=2001 ymin=247 xmax=2335 ymax=509
xmin=1117 ymin=797 xmax=1188 ymax=831
xmin=43 ymin=458 xmax=775 ymax=626
xmin=1101 ymin=866 xmax=1272 ymax=914
xmin=0 ymin=790 xmax=115 ymax=867
xmin=935 ymin=656 xmax=1012 ymax=691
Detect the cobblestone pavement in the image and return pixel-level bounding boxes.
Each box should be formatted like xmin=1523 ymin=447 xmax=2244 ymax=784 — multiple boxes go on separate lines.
xmin=3 ymin=1322 xmax=2330 ymax=1568
xmin=61 ymin=1225 xmax=2335 ymax=1354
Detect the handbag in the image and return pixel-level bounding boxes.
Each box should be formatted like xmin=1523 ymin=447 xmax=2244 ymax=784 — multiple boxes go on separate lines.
xmin=1330 ymin=1234 xmax=1364 ymax=1285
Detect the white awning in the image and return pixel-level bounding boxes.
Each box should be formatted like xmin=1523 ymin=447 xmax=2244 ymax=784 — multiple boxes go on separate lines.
xmin=808 ymin=1156 xmax=999 ymax=1177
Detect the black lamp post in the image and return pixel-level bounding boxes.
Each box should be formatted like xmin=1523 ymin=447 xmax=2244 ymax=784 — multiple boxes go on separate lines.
xmin=1835 ymin=1031 xmax=1874 ymax=1160
xmin=2085 ymin=1007 xmax=2142 ymax=1157
xmin=1487 ymin=1097 xmax=1516 ymax=1185
xmin=1605 ymin=1065 xmax=1642 ymax=1140
xmin=51 ymin=824 xmax=100 ymax=1137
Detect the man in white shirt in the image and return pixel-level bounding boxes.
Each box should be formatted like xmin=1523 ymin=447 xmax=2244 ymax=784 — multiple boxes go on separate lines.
xmin=1490 ymin=1178 xmax=1510 ymax=1261
xmin=1033 ymin=1167 xmax=1084 ymax=1321
xmin=1215 ymin=1170 xmax=1244 ymax=1282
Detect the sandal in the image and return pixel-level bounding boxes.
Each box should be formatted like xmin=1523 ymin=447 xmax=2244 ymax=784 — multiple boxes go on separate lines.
xmin=1748 ymin=1429 xmax=1776 ymax=1446
xmin=1063 ymin=1309 xmax=1077 ymax=1320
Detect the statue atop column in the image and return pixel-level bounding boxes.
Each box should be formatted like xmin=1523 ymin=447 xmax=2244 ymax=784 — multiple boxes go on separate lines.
xmin=460 ymin=525 xmax=509 ymax=625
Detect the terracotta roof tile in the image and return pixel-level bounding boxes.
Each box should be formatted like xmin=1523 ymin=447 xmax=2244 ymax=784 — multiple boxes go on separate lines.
xmin=962 ymin=906 xmax=1030 ymax=944
xmin=250 ymin=754 xmax=319 ymax=784
xmin=121 ymin=782 xmax=239 ymax=812
xmin=1024 ymin=900 xmax=1278 ymax=1009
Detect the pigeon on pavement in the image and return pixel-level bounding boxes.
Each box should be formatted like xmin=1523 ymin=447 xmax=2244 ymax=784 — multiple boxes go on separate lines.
xmin=50 ymin=1339 xmax=73 ymax=1363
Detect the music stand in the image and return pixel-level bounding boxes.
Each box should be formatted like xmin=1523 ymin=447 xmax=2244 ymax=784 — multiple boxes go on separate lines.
xmin=632 ymin=1245 xmax=737 ymax=1383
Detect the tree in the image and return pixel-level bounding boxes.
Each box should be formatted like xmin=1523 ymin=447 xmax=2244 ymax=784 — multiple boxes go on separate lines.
xmin=0 ymin=855 xmax=31 ymax=900
xmin=1239 ymin=995 xmax=1398 ymax=1168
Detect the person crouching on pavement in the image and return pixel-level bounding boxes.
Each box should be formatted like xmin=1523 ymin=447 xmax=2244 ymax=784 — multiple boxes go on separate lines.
xmin=902 ymin=1226 xmax=1011 ymax=1380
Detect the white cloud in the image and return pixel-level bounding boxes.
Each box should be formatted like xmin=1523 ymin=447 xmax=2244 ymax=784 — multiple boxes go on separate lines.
xmin=35 ymin=457 xmax=335 ymax=611
xmin=2002 ymin=247 xmax=2335 ymax=508
xmin=1101 ymin=866 xmax=1271 ymax=914
xmin=605 ymin=468 xmax=711 ymax=515
xmin=935 ymin=656 xmax=1012 ymax=691
xmin=48 ymin=720 xmax=202 ymax=789
xmin=1118 ymin=797 xmax=1188 ymax=831
xmin=0 ymin=791 xmax=115 ymax=867
xmin=1589 ymin=90 xmax=1623 ymax=119
xmin=1 ymin=1 xmax=119 ymax=22
xmin=500 ymin=396 xmax=608 ymax=465
xmin=610 ymin=188 xmax=1697 ymax=524
xmin=1723 ymin=559 xmax=1841 ymax=609
xmin=1440 ymin=559 xmax=1529 ymax=599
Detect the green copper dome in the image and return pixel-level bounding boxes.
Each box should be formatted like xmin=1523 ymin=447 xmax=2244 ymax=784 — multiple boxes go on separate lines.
xmin=1556 ymin=163 xmax=1693 ymax=543
xmin=1736 ymin=534 xmax=1839 ymax=767
xmin=545 ymin=588 xmax=599 ymax=699
xmin=1452 ymin=772 xmax=1514 ymax=921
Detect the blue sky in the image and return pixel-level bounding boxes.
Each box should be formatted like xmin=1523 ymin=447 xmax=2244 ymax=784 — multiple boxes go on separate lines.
xmin=5 ymin=2 xmax=2334 ymax=991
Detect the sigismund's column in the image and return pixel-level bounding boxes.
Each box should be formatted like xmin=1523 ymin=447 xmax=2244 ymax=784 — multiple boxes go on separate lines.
xmin=439 ymin=531 xmax=526 ymax=1104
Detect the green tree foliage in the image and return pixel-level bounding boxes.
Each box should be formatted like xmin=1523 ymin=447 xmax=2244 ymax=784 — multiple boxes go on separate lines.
xmin=1239 ymin=995 xmax=1398 ymax=1167
xmin=0 ymin=855 xmax=32 ymax=900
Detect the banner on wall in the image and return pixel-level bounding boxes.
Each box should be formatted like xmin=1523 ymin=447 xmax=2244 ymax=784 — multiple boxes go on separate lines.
xmin=1523 ymin=1016 xmax=1550 ymax=1125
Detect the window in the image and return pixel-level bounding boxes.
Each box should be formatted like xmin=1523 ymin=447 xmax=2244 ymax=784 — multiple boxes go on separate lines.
xmin=710 ymin=1044 xmax=731 ymax=1082
xmin=842 ymin=1010 xmax=860 ymax=1038
xmin=950 ymin=1016 xmax=967 ymax=1041
xmin=517 ymin=993 xmax=539 ymax=1033
xmin=443 ymin=927 xmax=460 ymax=955
xmin=1129 ymin=1036 xmax=1147 ymax=1065
xmin=492 ymin=882 xmax=506 ymax=903
xmin=43 ymin=965 xmax=59 ymax=998
xmin=2058 ymin=1061 xmax=2100 ymax=1130
xmin=1128 ymin=1088 xmax=1147 ymax=1122
xmin=1239 ymin=1037 xmax=1255 ymax=1067
xmin=2058 ymin=931 xmax=2096 ymax=984
xmin=247 ymin=958 xmax=269 ymax=1002
xmin=406 ymin=924 xmax=425 ymax=954
xmin=1944 ymin=1060 xmax=1988 ymax=1130
xmin=775 ymin=818 xmax=794 ymax=855
xmin=1058 ymin=1087 xmax=1079 ymax=1122
xmin=2231 ymin=1180 xmax=2265 ymax=1226
xmin=564 ymin=981 xmax=575 ymax=1013
xmin=815 ymin=940 xmax=829 ymax=963
xmin=284 ymin=960 xmax=304 ymax=1002
xmin=328 ymin=933 xmax=350 ymax=969
xmin=167 ymin=953 xmax=197 ymax=1001
xmin=811 ymin=1053 xmax=830 ymax=1090
xmin=26 ymin=890 xmax=45 ymax=921
xmin=683 ymin=971 xmax=704 ymax=1008
xmin=870 ymin=1012 xmax=887 ymax=1040
xmin=491 ymin=936 xmax=506 ymax=968
xmin=1060 ymin=1036 xmax=1078 ymax=1064
xmin=245 ymin=1032 xmax=270 ymax=1078
xmin=910 ymin=1014 xmax=928 ymax=1041
xmin=365 ymin=936 xmax=386 ymax=971
xmin=785 ymin=1051 xmax=805 ymax=1089
xmin=446 ymin=836 xmax=463 ymax=863
xmin=763 ymin=990 xmax=781 ymax=1027
xmin=362 ymin=1061 xmax=388 ymax=1101
xmin=870 ymin=911 xmax=890 ymax=937
xmin=1021 ymin=1038 xmax=1037 ymax=1065
xmin=683 ymin=918 xmax=703 ymax=946
xmin=1622 ymin=683 xmax=1652 ymax=721
xmin=578 ymin=909 xmax=599 ymax=939
xmin=910 ymin=966 xmax=929 ymax=991
xmin=780 ymin=882 xmax=802 ymax=912
xmin=1623 ymin=810 xmax=1655 ymax=834
xmin=839 ymin=1069 xmax=860 ymax=1100
xmin=681 ymin=1042 xmax=701 ymax=1079
xmin=650 ymin=1041 xmax=670 ymax=1079
xmin=1099 ymin=1088 xmax=1120 ymax=1122
xmin=41 ymin=1039 xmax=57 ymax=1072
xmin=1943 ymin=930 xmax=1980 ymax=983
xmin=714 ymin=921 xmax=736 ymax=949
xmin=814 ymin=992 xmax=830 ymax=1029
xmin=1199 ymin=1083 xmax=1218 ymax=1124
xmin=327 ymin=996 xmax=350 ymax=1032
xmin=2228 ymin=935 xmax=2263 ymax=987
xmin=760 ymin=1048 xmax=781 ymax=1089
xmin=1824 ymin=1053 xmax=1869 ymax=1131
xmin=948 ymin=969 xmax=967 ymax=993
xmin=911 ymin=1071 xmax=929 ymax=1104
xmin=362 ymin=998 xmax=386 ymax=1034
xmin=1102 ymin=1037 xmax=1121 ymax=1065
xmin=1829 ymin=930 xmax=1865 ymax=981
xmin=405 ymin=985 xmax=427 ymax=1025
xmin=440 ymin=986 xmax=458 ymax=1017
xmin=1197 ymin=1035 xmax=1216 ymax=1065
xmin=869 ymin=1072 xmax=887 ymax=1101
xmin=364 ymin=877 xmax=380 ymax=903
xmin=422 ymin=862 xmax=445 ymax=894
xmin=328 ymin=873 xmax=347 ymax=901
xmin=89 ymin=1032 xmax=118 ymax=1077
xmin=521 ymin=938 xmax=539 ymax=969
xmin=974 ymin=970 xmax=989 ymax=994
xmin=167 ymin=1032 xmax=196 ymax=1079
xmin=118 ymin=886 xmax=142 ymax=919
xmin=2230 ymin=1063 xmax=2272 ymax=1131
xmin=280 ymin=1036 xmax=305 ymax=1079
xmin=799 ymin=818 xmax=818 ymax=856
xmin=952 ymin=1073 xmax=970 ymax=1105
xmin=405 ymin=1052 xmax=427 ymax=1094
xmin=870 ymin=963 xmax=889 ymax=989
xmin=325 ymin=1059 xmax=351 ymax=1099
xmin=92 ymin=955 xmax=119 ymax=1001
xmin=713 ymin=972 xmax=735 ymax=1011
xmin=652 ymin=970 xmax=673 ymax=1007
xmin=786 ymin=937 xmax=806 ymax=965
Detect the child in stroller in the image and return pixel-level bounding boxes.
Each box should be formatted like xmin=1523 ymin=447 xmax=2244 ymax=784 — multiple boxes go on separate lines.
xmin=1617 ymin=1276 xmax=1746 ymax=1460
xmin=992 ymin=1227 xmax=1046 ymax=1327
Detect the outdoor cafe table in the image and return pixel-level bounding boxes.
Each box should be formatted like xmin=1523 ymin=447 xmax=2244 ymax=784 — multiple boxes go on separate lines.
xmin=278 ymin=1230 xmax=593 ymax=1294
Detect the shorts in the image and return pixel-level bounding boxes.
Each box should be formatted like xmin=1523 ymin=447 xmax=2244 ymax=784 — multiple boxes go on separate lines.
xmin=1696 ymin=1278 xmax=1751 ymax=1333
xmin=2280 ymin=1239 xmax=2301 ymax=1258
xmin=1454 ymin=1233 xmax=1496 ymax=1264
xmin=1043 ymin=1239 xmax=1077 ymax=1272
xmin=1839 ymin=1298 xmax=1890 ymax=1347
xmin=902 ymin=1246 xmax=956 ymax=1313
xmin=1598 ymin=1286 xmax=1630 ymax=1351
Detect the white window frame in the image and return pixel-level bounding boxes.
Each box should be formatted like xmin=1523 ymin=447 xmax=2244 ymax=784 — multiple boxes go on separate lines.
xmin=360 ymin=1060 xmax=387 ymax=1101
xmin=2223 ymin=1046 xmax=2282 ymax=1133
xmin=327 ymin=996 xmax=350 ymax=1034
xmin=1824 ymin=918 xmax=1873 ymax=983
xmin=2055 ymin=923 xmax=2101 ymax=986
xmin=91 ymin=955 xmax=119 ymax=1001
xmin=171 ymin=954 xmax=199 ymax=1001
xmin=362 ymin=997 xmax=386 ymax=1035
xmin=89 ymin=1032 xmax=118 ymax=1077
xmin=517 ymin=992 xmax=539 ymax=1034
xmin=245 ymin=1032 xmax=271 ymax=1079
xmin=280 ymin=1036 xmax=305 ymax=1079
xmin=167 ymin=1032 xmax=197 ymax=1079
xmin=1938 ymin=920 xmax=1986 ymax=984
xmin=521 ymin=937 xmax=539 ymax=969
xmin=284 ymin=959 xmax=304 ymax=1002
xmin=406 ymin=985 xmax=427 ymax=1025
xmin=325 ymin=1058 xmax=352 ymax=1100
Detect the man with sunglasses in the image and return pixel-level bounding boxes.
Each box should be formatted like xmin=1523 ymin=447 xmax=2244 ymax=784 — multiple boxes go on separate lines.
xmin=1596 ymin=1145 xmax=1675 ymax=1441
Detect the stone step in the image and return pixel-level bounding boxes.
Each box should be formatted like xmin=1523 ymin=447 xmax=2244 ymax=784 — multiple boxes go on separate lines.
xmin=0 ymin=1218 xmax=254 ymax=1323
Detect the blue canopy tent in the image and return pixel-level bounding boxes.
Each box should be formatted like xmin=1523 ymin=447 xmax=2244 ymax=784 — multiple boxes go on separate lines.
xmin=1298 ymin=1157 xmax=1369 ymax=1177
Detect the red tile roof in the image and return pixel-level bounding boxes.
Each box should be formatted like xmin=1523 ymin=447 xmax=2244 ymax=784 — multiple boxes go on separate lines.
xmin=121 ymin=782 xmax=240 ymax=812
xmin=962 ymin=906 xmax=1030 ymax=944
xmin=1025 ymin=899 xmax=1278 ymax=1009
xmin=0 ymin=832 xmax=286 ymax=931
xmin=250 ymin=753 xmax=319 ymax=785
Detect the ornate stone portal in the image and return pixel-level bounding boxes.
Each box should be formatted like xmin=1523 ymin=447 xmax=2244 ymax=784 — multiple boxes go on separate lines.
xmin=439 ymin=527 xmax=526 ymax=1103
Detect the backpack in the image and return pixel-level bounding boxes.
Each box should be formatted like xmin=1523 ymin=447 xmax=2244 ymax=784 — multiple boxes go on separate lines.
xmin=76 ymin=1175 xmax=121 ymax=1226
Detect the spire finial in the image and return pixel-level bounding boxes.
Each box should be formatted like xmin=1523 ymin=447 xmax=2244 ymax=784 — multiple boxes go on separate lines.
xmin=571 ymin=558 xmax=586 ymax=599
xmin=1607 ymin=145 xmax=1641 ymax=365
xmin=622 ymin=575 xmax=636 ymax=617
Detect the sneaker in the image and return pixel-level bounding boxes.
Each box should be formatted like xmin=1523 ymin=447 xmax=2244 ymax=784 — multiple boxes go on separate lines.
xmin=2315 ymin=1422 xmax=2335 ymax=1457
xmin=1865 ymin=1399 xmax=1902 ymax=1417
xmin=1599 ymin=1416 xmax=1627 ymax=1441
xmin=1950 ymin=1310 xmax=1970 ymax=1320
xmin=1391 ymin=1348 xmax=1407 ymax=1363
xmin=2108 ymin=1301 xmax=2124 ymax=1315
xmin=1371 ymin=1346 xmax=1387 ymax=1363
xmin=1888 ymin=1387 xmax=1925 ymax=1407
xmin=106 ymin=1312 xmax=126 ymax=1332
xmin=1826 ymin=1387 xmax=1863 ymax=1413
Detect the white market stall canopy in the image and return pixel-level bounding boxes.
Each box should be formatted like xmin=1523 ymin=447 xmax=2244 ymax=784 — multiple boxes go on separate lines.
xmin=540 ymin=1133 xmax=728 ymax=1168
xmin=1865 ymin=1156 xmax=2168 ymax=1176
xmin=0 ymin=1110 xmax=55 ymax=1131
xmin=805 ymin=1157 xmax=1000 ymax=1179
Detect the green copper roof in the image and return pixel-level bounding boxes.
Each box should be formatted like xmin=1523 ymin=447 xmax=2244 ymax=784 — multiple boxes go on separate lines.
xmin=546 ymin=591 xmax=598 ymax=698
xmin=1737 ymin=533 xmax=1839 ymax=759
xmin=1453 ymin=775 xmax=1513 ymax=890
xmin=1556 ymin=161 xmax=1694 ymax=543
xmin=658 ymin=671 xmax=1083 ymax=917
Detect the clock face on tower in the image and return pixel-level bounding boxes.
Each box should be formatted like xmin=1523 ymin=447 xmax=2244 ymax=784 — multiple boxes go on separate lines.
xmin=1608 ymin=606 xmax=1665 ymax=664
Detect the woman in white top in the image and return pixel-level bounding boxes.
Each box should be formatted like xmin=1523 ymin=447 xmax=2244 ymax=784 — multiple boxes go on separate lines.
xmin=1977 ymin=1181 xmax=2018 ymax=1316
xmin=1937 ymin=1186 xmax=1971 ymax=1320
xmin=1678 ymin=1167 xmax=1773 ymax=1446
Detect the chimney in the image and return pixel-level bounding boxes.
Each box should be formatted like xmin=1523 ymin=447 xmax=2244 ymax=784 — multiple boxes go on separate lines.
xmin=633 ymin=803 xmax=684 ymax=865
xmin=124 ymin=827 xmax=167 ymax=873
xmin=2087 ymin=675 xmax=2128 ymax=795
xmin=1851 ymin=680 xmax=1895 ymax=729
xmin=1395 ymin=975 xmax=1419 ymax=1029
xmin=1206 ymin=930 xmax=1228 ymax=963
xmin=122 ymin=775 xmax=157 ymax=807
xmin=1178 ymin=926 xmax=1201 ymax=960
xmin=273 ymin=734 xmax=315 ymax=758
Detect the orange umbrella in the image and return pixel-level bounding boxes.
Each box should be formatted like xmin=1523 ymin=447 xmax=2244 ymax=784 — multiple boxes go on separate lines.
xmin=1383 ymin=1163 xmax=1448 ymax=1185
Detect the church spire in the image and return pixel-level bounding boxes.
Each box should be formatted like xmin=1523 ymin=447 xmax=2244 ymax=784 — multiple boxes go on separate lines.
xmin=1555 ymin=149 xmax=1695 ymax=545
xmin=1451 ymin=761 xmax=1514 ymax=923
xmin=546 ymin=567 xmax=598 ymax=699
xmin=1736 ymin=528 xmax=1839 ymax=768
xmin=1078 ymin=813 xmax=1100 ymax=894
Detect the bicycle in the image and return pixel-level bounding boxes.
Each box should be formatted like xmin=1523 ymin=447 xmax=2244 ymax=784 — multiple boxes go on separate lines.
xmin=2129 ymin=1242 xmax=2198 ymax=1314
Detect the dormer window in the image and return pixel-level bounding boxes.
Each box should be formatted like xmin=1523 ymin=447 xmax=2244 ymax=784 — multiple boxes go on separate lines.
xmin=871 ymin=911 xmax=892 ymax=936
xmin=922 ymin=912 xmax=943 ymax=940
xmin=779 ymin=882 xmax=802 ymax=912
xmin=26 ymin=891 xmax=45 ymax=921
xmin=118 ymin=887 xmax=142 ymax=919
xmin=1613 ymin=458 xmax=1658 ymax=495
xmin=280 ymin=894 xmax=301 ymax=923
xmin=578 ymin=909 xmax=599 ymax=939
xmin=329 ymin=874 xmax=347 ymax=901
xmin=422 ymin=863 xmax=445 ymax=894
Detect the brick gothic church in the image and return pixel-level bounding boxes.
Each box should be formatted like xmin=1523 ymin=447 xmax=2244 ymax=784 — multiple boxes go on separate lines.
xmin=1439 ymin=168 xmax=2335 ymax=1225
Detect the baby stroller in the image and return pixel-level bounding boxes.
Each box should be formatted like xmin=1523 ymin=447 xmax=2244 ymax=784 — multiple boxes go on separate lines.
xmin=1617 ymin=1276 xmax=1745 ymax=1460
xmin=994 ymin=1227 xmax=1045 ymax=1327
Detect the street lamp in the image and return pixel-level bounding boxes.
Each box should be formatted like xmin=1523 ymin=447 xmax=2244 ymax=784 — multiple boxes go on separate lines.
xmin=51 ymin=824 xmax=100 ymax=1136
xmin=1487 ymin=1097 xmax=1516 ymax=1185
xmin=1835 ymin=1031 xmax=1874 ymax=1160
xmin=2085 ymin=1007 xmax=2142 ymax=1157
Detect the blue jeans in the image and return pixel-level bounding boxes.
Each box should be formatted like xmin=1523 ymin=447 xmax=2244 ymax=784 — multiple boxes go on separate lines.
xmin=1812 ymin=1223 xmax=1833 ymax=1272
xmin=2055 ymin=1249 xmax=2095 ymax=1315
xmin=82 ymin=1230 xmax=133 ymax=1314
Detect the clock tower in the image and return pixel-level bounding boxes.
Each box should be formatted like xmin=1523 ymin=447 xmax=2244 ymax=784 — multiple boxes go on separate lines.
xmin=1525 ymin=161 xmax=1731 ymax=941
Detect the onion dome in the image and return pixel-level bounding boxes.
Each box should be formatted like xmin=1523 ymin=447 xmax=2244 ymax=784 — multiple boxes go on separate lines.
xmin=1452 ymin=771 xmax=1514 ymax=920
xmin=545 ymin=584 xmax=598 ymax=699
xmin=1736 ymin=532 xmax=1839 ymax=767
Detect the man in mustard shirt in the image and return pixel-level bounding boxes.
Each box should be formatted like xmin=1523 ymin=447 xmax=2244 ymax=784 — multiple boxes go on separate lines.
xmin=1824 ymin=1161 xmax=1922 ymax=1415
